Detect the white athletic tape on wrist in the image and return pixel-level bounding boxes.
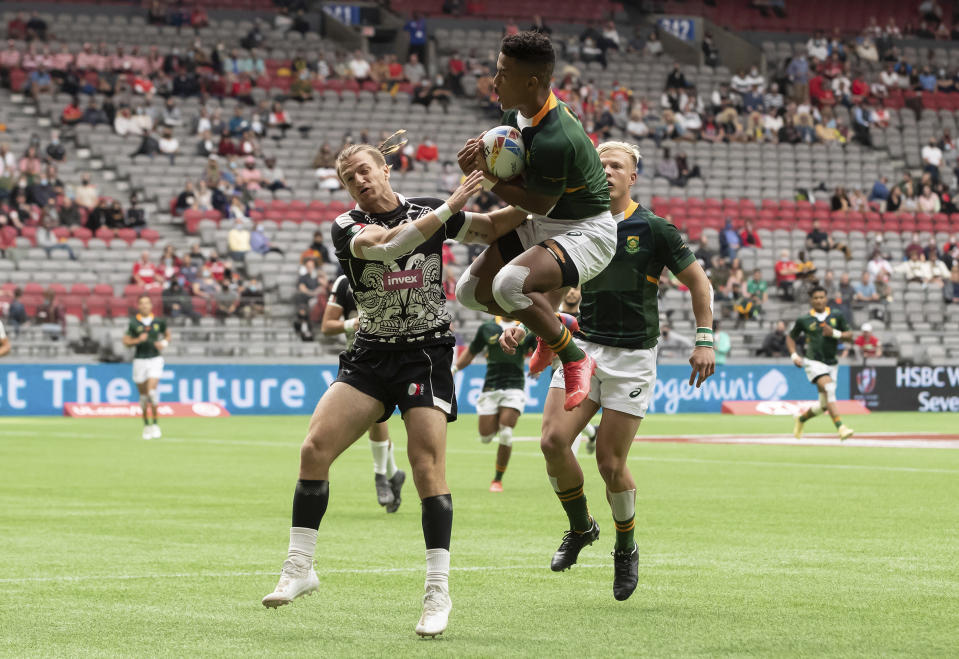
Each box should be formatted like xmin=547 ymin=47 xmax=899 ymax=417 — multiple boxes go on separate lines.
xmin=434 ymin=202 xmax=453 ymax=223
xmin=480 ymin=176 xmax=498 ymax=191
xmin=791 ymin=352 xmax=801 ymax=362
xmin=343 ymin=317 xmax=358 ymax=334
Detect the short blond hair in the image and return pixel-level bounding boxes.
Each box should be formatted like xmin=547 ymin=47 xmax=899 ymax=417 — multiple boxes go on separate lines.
xmin=334 ymin=144 xmax=387 ymax=184
xmin=597 ymin=141 xmax=642 ymax=170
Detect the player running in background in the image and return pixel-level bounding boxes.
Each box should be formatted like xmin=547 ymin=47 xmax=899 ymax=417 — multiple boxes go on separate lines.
xmin=501 ymin=141 xmax=715 ymax=600
xmin=454 ymin=30 xmax=616 ymax=412
xmin=0 ymin=319 xmax=9 ymax=357
xmin=261 ymin=142 xmax=527 ymax=638
xmin=452 ymin=316 xmax=536 ymax=492
xmin=787 ymin=286 xmax=855 ymax=441
xmin=122 ymin=295 xmax=169 ymax=440
xmin=321 ymin=274 xmax=406 ymax=513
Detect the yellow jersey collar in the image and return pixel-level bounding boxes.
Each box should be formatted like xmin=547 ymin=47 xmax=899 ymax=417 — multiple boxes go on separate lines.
xmin=527 ymin=91 xmax=558 ymax=127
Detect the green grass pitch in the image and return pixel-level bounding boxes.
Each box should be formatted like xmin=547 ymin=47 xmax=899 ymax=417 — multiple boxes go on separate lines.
xmin=1 ymin=412 xmax=958 ymax=657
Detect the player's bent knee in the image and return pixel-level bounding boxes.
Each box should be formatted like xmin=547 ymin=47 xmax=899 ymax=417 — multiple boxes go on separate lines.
xmin=596 ymin=456 xmax=628 ymax=485
xmin=824 ymin=381 xmax=837 ymax=403
xmin=491 ymin=265 xmax=533 ymax=313
xmin=497 ymin=426 xmax=513 ymax=447
xmin=455 ymin=268 xmax=489 ymax=312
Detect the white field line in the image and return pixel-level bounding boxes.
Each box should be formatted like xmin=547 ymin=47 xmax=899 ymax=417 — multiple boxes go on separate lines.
xmin=0 ymin=564 xmax=611 ymax=585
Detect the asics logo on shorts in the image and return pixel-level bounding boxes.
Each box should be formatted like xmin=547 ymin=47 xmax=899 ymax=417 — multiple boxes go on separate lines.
xmin=628 ymin=389 xmax=642 ymax=398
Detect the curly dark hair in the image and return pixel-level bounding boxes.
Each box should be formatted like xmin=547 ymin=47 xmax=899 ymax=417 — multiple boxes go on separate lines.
xmin=808 ymin=285 xmax=827 ymax=297
xmin=500 ymin=30 xmax=555 ymax=87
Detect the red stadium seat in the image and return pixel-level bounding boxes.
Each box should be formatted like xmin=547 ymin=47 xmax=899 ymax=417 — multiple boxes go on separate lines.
xmin=140 ymin=229 xmax=160 ymax=243
xmin=109 ymin=297 xmax=131 ymax=319
xmin=92 ymin=284 xmax=114 ymax=297
xmin=69 ymin=284 xmax=91 ymax=297
xmin=95 ymin=227 xmax=114 ymax=242
xmin=116 ymin=229 xmax=137 ymax=244
xmin=48 ymin=283 xmax=68 ymax=296
xmin=85 ymin=296 xmax=107 ymax=318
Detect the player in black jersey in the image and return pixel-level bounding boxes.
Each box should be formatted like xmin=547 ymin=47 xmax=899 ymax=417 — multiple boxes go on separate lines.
xmin=321 ymin=274 xmax=406 ymax=512
xmin=262 ymin=143 xmax=527 ymax=639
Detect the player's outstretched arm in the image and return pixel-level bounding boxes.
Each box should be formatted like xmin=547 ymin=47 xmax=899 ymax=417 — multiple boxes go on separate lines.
xmin=452 ymin=348 xmax=476 ymax=374
xmin=351 ymin=170 xmax=485 ymax=262
xmin=676 ymin=261 xmax=716 ymax=388
xmin=457 ymin=206 xmax=529 ymax=245
xmin=785 ymin=334 xmax=803 ymax=367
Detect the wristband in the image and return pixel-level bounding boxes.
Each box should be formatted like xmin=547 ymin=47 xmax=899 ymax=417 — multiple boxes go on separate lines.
xmin=480 ymin=175 xmax=498 ymax=191
xmin=158 ymin=339 xmax=168 ymax=349
xmin=790 ymin=352 xmax=800 ymax=362
xmin=343 ymin=317 xmax=358 ymax=333
xmin=694 ymin=327 xmax=713 ymax=347
xmin=434 ymin=203 xmax=453 ymax=223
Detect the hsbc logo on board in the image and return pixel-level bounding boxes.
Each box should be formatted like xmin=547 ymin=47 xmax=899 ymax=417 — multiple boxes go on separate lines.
xmin=383 ymin=269 xmax=423 ymax=290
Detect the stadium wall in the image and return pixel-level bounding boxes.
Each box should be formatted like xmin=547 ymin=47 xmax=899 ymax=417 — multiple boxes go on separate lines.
xmin=0 ymin=364 xmax=849 ymax=416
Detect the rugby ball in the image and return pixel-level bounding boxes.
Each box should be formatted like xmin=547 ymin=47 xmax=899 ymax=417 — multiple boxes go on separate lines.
xmin=482 ymin=126 xmax=526 ymax=180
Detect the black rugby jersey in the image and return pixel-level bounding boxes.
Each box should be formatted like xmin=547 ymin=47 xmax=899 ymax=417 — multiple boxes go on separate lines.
xmin=331 ymin=194 xmax=468 ymax=350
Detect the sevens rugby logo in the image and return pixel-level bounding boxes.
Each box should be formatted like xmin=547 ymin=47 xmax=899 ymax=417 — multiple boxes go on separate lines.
xmin=625 ymin=235 xmax=640 ymax=254
xmin=487 ymin=136 xmax=504 ymax=171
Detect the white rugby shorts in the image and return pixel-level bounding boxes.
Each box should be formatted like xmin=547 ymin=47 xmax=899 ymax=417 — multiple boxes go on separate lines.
xmin=476 ymin=388 xmax=527 ymax=415
xmin=803 ymin=358 xmax=839 ymax=384
xmin=550 ymin=339 xmax=657 ymax=418
xmin=132 ymin=356 xmax=164 ymax=384
xmin=514 ymin=210 xmax=616 ymax=286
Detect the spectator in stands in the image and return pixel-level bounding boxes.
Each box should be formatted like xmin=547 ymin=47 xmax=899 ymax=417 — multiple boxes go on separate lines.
xmin=666 ymin=63 xmax=688 ymax=90
xmin=251 ymin=224 xmax=284 ymax=256
xmin=945 ymin=264 xmax=959 ymax=303
xmin=17 ymin=146 xmax=43 ymax=183
xmin=132 ymin=251 xmax=162 ymax=290
xmin=173 ymin=181 xmax=196 ymax=215
xmin=228 ymin=217 xmax=252 ymax=263
xmin=81 ymin=99 xmax=109 ymax=128
xmin=852 ymin=323 xmax=882 ymax=359
xmin=237 ymin=156 xmax=262 ymax=193
xmin=261 ymin=156 xmax=289 ymax=193
xmin=895 ymin=249 xmax=948 ymax=287
xmin=59 ymin=196 xmax=81 ymax=227
xmin=300 ymin=231 xmax=330 ymax=268
xmin=125 ymin=194 xmax=147 ymax=230
xmin=237 ymin=277 xmax=265 ymax=319
xmin=922 ymin=137 xmax=943 ymax=182
xmin=294 ymin=258 xmax=324 ymax=309
xmin=644 ymin=31 xmax=663 ymax=57
xmin=414 ymin=137 xmax=439 ymax=170
xmin=405 ymin=53 xmax=426 ymax=85
xmin=45 ymin=130 xmax=65 ymax=163
xmin=654 ymin=147 xmax=681 ymax=186
xmin=834 ymin=271 xmax=856 ymax=323
xmin=293 ymin=305 xmax=314 ymax=342
xmin=853 ymin=270 xmax=880 ymax=305
xmin=656 ymin=324 xmax=693 ymax=360
xmin=718 ymin=218 xmax=741 ymax=260
xmin=36 ymin=290 xmax=65 ymax=341
xmin=806 ymin=219 xmax=851 ymax=259
xmin=885 ymin=185 xmax=903 ymax=211
xmin=702 ymin=32 xmax=720 ymax=68
xmin=830 ymin=186 xmax=850 ymax=211
xmin=404 ymin=13 xmax=428 ymax=63
xmin=694 ymin=235 xmax=715 ymax=270
xmin=36 ymin=213 xmax=75 ymax=260
xmin=774 ymin=248 xmax=799 ymax=300
xmin=6 ymin=288 xmax=27 ymax=336
xmin=918 ymin=184 xmax=941 ymax=212
xmin=130 ymin=128 xmax=160 ymax=161
xmin=757 ymin=320 xmax=790 ymax=357
xmin=868 ymin=176 xmax=889 ymax=205
xmin=157 ymin=127 xmax=179 ymax=165
xmin=84 ymin=196 xmax=108 ymax=233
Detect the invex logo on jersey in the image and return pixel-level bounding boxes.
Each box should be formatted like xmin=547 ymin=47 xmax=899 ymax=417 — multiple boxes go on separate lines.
xmin=383 ymin=269 xmax=423 ymax=291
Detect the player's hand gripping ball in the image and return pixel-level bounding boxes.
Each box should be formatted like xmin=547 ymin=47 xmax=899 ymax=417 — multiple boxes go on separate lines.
xmin=482 ymin=126 xmax=526 ymax=180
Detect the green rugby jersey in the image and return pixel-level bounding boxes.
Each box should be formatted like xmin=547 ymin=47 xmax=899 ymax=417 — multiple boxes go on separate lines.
xmin=468 ymin=318 xmax=537 ymax=391
xmin=502 ymin=91 xmax=609 ymax=220
xmin=579 ymin=201 xmax=696 ymax=349
xmin=126 ymin=314 xmax=167 ymax=359
xmin=789 ymin=307 xmax=849 ymax=365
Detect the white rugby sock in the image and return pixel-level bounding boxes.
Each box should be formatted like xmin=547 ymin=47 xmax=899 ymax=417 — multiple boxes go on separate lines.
xmin=386 ymin=442 xmax=398 ymax=478
xmin=370 ymin=439 xmax=390 ymax=476
xmin=288 ymin=527 xmax=318 ymax=563
xmin=608 ymin=489 xmax=636 ymax=523
xmin=581 ymin=423 xmax=597 ymax=440
xmin=570 ymin=435 xmax=584 ymax=455
xmin=425 ymin=548 xmax=450 ymax=590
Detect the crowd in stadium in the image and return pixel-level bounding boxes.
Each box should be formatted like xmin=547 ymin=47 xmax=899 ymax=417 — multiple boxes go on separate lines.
xmin=2 ymin=0 xmax=959 ymax=363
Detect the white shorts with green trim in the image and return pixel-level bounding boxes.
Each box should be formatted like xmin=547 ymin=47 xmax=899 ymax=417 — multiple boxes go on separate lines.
xmin=513 ymin=210 xmax=616 ymax=286
xmin=476 ymin=388 xmax=527 ymax=416
xmin=803 ymin=358 xmax=839 ymax=384
xmin=550 ymin=339 xmax=657 ymax=418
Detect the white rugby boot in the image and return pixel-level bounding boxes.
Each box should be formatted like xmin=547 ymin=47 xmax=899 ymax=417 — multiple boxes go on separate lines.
xmin=261 ymin=557 xmax=319 ymax=608
xmin=415 ymin=584 xmax=451 ymax=638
